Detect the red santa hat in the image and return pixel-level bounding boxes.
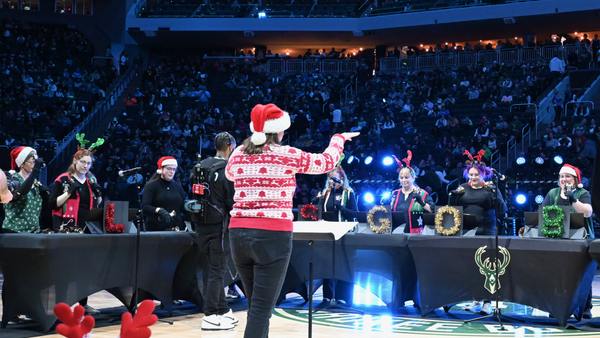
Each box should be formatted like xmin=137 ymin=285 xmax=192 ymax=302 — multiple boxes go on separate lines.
xmin=559 ymin=163 xmax=583 ymax=188
xmin=249 ymin=103 xmax=291 ymax=145
xmin=10 ymin=146 xmax=37 ymax=171
xmin=156 ymin=156 xmax=177 ymax=174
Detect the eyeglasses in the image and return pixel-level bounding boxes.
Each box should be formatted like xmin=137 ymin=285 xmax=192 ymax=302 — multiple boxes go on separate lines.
xmin=78 ymin=159 xmax=92 ymax=166
xmin=163 ymin=166 xmax=177 ymax=172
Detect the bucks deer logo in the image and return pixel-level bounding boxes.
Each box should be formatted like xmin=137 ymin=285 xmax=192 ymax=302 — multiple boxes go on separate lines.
xmin=474 ymin=245 xmax=511 ymax=294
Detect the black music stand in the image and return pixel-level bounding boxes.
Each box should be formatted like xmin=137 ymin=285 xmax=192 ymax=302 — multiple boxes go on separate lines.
xmin=293 ymin=221 xmax=357 ymax=338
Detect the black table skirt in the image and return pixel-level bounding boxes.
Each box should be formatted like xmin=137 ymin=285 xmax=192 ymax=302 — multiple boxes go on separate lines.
xmin=281 ymin=232 xmax=417 ymax=308
xmin=408 ymin=236 xmax=596 ymax=326
xmin=0 ymin=232 xmax=194 ymax=331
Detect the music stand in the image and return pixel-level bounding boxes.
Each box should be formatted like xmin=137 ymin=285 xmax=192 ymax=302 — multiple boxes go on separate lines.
xmin=293 ymin=221 xmax=357 ymax=338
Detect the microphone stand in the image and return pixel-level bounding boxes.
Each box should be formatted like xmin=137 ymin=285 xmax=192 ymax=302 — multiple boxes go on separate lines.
xmin=464 ymin=172 xmax=507 ymax=329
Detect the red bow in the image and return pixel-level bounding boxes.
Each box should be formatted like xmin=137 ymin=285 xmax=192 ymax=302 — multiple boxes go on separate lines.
xmin=120 ymin=300 xmax=159 ymax=338
xmin=54 ymin=303 xmax=95 ymax=338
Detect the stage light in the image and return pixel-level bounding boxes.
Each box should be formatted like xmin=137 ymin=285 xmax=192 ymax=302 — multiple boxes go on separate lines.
xmin=258 ymin=11 xmax=267 ymax=18
xmin=535 ymin=195 xmax=544 ymax=204
xmin=346 ymin=155 xmax=355 ymax=164
xmin=515 ymin=193 xmax=527 ymax=205
xmin=381 ymin=191 xmax=392 ymax=200
xmin=363 ymin=192 xmax=375 ymax=204
xmin=516 ymin=156 xmax=526 ymax=165
xmin=553 ymin=155 xmax=563 ymax=165
xmin=364 ymin=156 xmax=373 ymax=165
xmin=534 ymin=156 xmax=544 ymax=165
xmin=382 ymin=156 xmax=394 ymax=166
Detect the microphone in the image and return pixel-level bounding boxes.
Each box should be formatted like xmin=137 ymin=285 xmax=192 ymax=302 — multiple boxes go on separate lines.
xmin=118 ymin=167 xmax=142 ymax=177
xmin=492 ymin=168 xmax=507 ymax=181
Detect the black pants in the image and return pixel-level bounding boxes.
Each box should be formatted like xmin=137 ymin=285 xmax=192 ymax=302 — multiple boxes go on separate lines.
xmin=199 ymin=230 xmax=229 ymax=316
xmin=230 ymin=228 xmax=292 ymax=338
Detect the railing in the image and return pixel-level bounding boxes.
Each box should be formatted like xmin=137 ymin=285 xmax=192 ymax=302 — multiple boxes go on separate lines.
xmin=265 ymin=59 xmax=359 ymax=74
xmin=380 ymin=44 xmax=591 ymax=73
xmin=39 ymin=66 xmax=138 ymax=184
xmin=564 ymin=100 xmax=595 ymax=117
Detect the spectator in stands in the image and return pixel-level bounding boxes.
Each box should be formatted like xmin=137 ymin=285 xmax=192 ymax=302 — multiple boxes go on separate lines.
xmin=3 ymin=146 xmax=46 ymax=233
xmin=141 ymin=156 xmax=186 ymax=231
xmin=549 ymin=55 xmax=566 ymax=74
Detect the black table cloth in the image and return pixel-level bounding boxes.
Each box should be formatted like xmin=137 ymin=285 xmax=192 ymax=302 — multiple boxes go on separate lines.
xmin=408 ymin=236 xmax=595 ymax=326
xmin=0 ymin=232 xmax=194 ymax=331
xmin=281 ymin=232 xmax=417 ymax=308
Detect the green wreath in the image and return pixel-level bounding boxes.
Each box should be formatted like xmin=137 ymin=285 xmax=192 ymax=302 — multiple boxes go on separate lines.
xmin=541 ymin=205 xmax=565 ymax=238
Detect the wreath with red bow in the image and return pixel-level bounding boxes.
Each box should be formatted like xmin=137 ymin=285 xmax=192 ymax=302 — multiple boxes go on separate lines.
xmin=300 ymin=203 xmax=319 ymax=221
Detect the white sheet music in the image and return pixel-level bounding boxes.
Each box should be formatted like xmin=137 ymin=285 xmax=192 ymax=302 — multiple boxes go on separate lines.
xmin=293 ymin=221 xmax=357 ymax=241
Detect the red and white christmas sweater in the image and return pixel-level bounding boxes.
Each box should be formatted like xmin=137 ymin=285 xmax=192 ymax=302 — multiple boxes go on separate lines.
xmin=225 ymin=134 xmax=346 ymax=232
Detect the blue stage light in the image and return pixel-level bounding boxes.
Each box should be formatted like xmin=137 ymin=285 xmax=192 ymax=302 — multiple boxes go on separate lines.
xmin=381 ymin=191 xmax=392 ymax=200
xmin=364 ymin=156 xmax=373 ymax=165
xmin=346 ymin=155 xmax=355 ymax=164
xmin=515 ymin=193 xmax=527 ymax=205
xmin=363 ymin=192 xmax=375 ymax=204
xmin=382 ymin=156 xmax=394 ymax=166
xmin=535 ymin=195 xmax=544 ymax=204
xmin=553 ymin=155 xmax=563 ymax=165
xmin=516 ymin=156 xmax=526 ymax=165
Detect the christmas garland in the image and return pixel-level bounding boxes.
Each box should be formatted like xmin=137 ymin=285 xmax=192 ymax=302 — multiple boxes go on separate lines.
xmin=300 ymin=204 xmax=319 ymax=221
xmin=541 ymin=205 xmax=564 ymax=238
xmin=434 ymin=206 xmax=462 ymax=236
xmin=105 ymin=202 xmax=124 ymax=233
xmin=367 ymin=206 xmax=391 ymax=234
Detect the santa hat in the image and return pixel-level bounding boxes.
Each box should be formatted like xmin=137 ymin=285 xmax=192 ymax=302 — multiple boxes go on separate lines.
xmin=156 ymin=156 xmax=177 ymax=174
xmin=10 ymin=146 xmax=37 ymax=170
xmin=559 ymin=163 xmax=583 ymax=188
xmin=0 ymin=169 xmax=13 ymax=204
xmin=249 ymin=103 xmax=291 ymax=145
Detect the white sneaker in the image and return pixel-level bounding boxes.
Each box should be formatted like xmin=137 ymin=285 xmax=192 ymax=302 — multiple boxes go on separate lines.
xmin=222 ymin=309 xmax=239 ymax=325
xmin=480 ymin=302 xmax=493 ymax=315
xmin=463 ymin=301 xmax=481 ymax=312
xmin=201 ymin=314 xmax=235 ymax=331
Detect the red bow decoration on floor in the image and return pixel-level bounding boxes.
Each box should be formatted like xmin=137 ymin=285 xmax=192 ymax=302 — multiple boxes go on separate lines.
xmin=120 ymin=300 xmax=159 ymax=338
xmin=53 ymin=303 xmax=95 ymax=338
xmin=54 ymin=300 xmax=158 ymax=338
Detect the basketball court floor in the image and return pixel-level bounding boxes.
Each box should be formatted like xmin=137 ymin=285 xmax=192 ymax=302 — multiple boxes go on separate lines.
xmin=4 ymin=277 xmax=600 ymax=338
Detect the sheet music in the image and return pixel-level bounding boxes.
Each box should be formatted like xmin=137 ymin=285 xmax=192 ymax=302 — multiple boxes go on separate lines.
xmin=293 ymin=221 xmax=357 ymax=241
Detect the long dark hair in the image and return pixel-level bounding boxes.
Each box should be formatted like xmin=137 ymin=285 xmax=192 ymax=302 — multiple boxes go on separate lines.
xmin=242 ymin=133 xmax=281 ymax=155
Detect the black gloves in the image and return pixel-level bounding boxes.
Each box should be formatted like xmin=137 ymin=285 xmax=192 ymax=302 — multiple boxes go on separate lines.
xmin=413 ymin=193 xmax=425 ymax=206
xmin=565 ymin=189 xmax=577 ymax=204
xmin=157 ymin=208 xmax=172 ymax=225
xmin=67 ymin=179 xmax=82 ymax=195
xmin=33 ymin=158 xmax=45 ymax=172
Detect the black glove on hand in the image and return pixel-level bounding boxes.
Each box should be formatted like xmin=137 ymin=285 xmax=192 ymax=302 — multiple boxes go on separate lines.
xmin=33 ymin=157 xmax=45 ymax=171
xmin=451 ymin=187 xmax=465 ymax=195
xmin=67 ymin=179 xmax=82 ymax=195
xmin=413 ymin=193 xmax=425 ymax=206
xmin=565 ymin=189 xmax=577 ymax=204
xmin=157 ymin=208 xmax=172 ymax=225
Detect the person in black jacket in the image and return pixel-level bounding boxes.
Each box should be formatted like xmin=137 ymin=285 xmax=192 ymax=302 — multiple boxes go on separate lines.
xmin=141 ymin=156 xmax=186 ymax=231
xmin=192 ymin=132 xmax=238 ymax=330
xmin=316 ymin=166 xmax=357 ymax=305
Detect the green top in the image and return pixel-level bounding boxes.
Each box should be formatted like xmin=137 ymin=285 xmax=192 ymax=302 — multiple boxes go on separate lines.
xmin=4 ymin=173 xmax=42 ymax=233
